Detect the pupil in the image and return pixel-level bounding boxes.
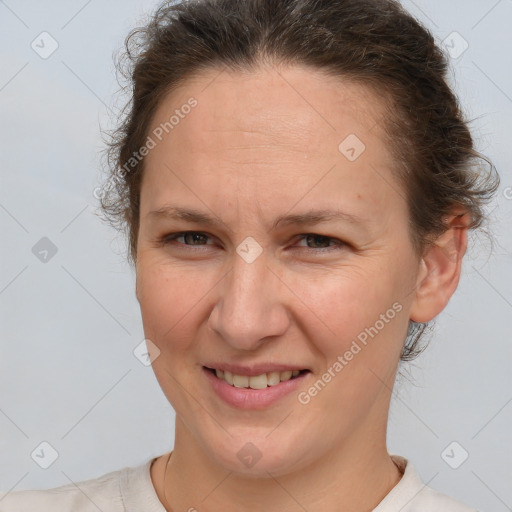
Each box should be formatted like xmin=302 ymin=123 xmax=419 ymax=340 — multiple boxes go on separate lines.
xmin=308 ymin=235 xmax=329 ymax=248
xmin=187 ymin=233 xmax=204 ymax=244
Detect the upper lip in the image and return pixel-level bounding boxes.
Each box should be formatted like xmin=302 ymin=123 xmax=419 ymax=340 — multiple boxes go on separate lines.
xmin=204 ymin=363 xmax=309 ymax=377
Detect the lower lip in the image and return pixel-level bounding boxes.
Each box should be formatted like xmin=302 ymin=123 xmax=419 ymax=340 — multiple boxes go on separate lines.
xmin=203 ymin=367 xmax=308 ymax=410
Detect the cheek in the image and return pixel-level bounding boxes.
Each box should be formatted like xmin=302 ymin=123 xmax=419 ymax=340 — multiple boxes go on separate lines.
xmin=293 ymin=268 xmax=407 ymax=428
xmin=136 ymin=260 xmax=209 ymax=408
xmin=136 ymin=258 xmax=218 ymax=351
xmin=289 ymin=262 xmax=403 ymax=352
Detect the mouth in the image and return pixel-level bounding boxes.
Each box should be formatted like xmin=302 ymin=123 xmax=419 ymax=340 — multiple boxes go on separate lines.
xmin=204 ymin=366 xmax=309 ymax=389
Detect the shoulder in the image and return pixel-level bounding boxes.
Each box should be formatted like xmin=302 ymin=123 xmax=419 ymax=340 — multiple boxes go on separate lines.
xmin=0 ymin=459 xmax=152 ymax=512
xmin=377 ymin=455 xmax=479 ymax=512
xmin=407 ymin=485 xmax=479 ymax=511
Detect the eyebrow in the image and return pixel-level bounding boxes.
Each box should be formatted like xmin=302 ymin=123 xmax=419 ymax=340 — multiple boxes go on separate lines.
xmin=147 ymin=205 xmax=368 ymax=231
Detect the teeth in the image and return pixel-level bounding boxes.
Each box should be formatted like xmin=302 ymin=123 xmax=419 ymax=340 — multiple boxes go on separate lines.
xmin=267 ymin=371 xmax=280 ymax=386
xmin=213 ymin=369 xmax=303 ymax=388
xmin=280 ymin=370 xmax=292 ymax=382
xmin=233 ymin=374 xmax=249 ymax=388
xmin=248 ymin=374 xmax=268 ymax=389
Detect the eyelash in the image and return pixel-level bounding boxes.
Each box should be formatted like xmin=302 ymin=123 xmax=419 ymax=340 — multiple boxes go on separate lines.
xmin=160 ymin=231 xmax=347 ymax=253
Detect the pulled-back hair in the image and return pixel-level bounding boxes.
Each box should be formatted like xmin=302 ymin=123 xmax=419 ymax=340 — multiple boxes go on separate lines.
xmin=99 ymin=0 xmax=499 ymax=361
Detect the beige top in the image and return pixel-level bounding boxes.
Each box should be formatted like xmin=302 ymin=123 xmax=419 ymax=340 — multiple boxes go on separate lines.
xmin=0 ymin=454 xmax=477 ymax=511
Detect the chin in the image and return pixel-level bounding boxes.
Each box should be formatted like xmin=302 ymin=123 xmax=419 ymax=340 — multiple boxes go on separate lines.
xmin=200 ymin=429 xmax=313 ymax=478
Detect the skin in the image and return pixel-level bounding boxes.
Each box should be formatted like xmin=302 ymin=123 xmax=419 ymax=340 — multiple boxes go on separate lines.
xmin=135 ymin=63 xmax=469 ymax=512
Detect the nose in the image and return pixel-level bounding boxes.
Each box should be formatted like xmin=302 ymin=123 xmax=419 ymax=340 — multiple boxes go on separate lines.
xmin=208 ymin=247 xmax=290 ymax=352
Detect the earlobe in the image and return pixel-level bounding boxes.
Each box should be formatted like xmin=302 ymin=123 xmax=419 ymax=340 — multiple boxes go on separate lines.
xmin=409 ymin=212 xmax=470 ymax=323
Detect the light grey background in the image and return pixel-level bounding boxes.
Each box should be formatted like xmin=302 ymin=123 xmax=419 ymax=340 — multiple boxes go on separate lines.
xmin=0 ymin=0 xmax=511 ymax=509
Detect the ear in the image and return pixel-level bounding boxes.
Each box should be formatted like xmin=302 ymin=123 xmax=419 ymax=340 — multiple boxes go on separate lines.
xmin=409 ymin=210 xmax=470 ymax=323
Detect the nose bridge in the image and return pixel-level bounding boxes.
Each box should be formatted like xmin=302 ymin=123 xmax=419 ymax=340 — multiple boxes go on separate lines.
xmin=209 ymin=242 xmax=289 ymax=350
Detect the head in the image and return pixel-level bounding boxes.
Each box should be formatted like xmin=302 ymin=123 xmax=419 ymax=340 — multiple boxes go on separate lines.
xmin=100 ymin=0 xmax=499 ymax=476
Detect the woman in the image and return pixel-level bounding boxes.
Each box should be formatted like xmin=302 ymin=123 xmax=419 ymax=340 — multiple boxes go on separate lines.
xmin=0 ymin=0 xmax=499 ymax=510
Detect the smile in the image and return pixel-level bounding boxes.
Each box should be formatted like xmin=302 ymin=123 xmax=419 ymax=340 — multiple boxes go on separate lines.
xmin=203 ymin=365 xmax=310 ymax=409
xmin=206 ymin=367 xmax=306 ymax=389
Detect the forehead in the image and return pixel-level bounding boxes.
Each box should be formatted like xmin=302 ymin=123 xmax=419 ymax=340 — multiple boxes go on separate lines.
xmin=148 ymin=64 xmax=388 ymax=161
xmin=140 ymin=64 xmax=403 ymax=230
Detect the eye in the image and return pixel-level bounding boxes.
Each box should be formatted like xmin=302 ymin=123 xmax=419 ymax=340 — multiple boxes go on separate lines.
xmin=161 ymin=231 xmax=215 ymax=248
xmin=293 ymin=234 xmax=347 ymax=252
xmin=160 ymin=231 xmax=347 ymax=253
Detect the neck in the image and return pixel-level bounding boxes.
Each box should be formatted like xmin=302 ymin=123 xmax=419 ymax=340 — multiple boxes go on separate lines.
xmin=153 ymin=414 xmax=403 ymax=512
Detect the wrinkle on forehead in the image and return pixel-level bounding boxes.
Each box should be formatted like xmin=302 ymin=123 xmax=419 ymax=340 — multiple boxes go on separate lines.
xmin=146 ymin=64 xmax=387 ymax=162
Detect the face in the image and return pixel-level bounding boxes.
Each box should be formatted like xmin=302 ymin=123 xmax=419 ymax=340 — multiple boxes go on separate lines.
xmin=135 ymin=64 xmax=423 ymax=476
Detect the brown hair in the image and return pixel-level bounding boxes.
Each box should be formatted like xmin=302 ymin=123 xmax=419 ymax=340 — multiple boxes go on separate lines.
xmin=99 ymin=0 xmax=499 ymax=361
